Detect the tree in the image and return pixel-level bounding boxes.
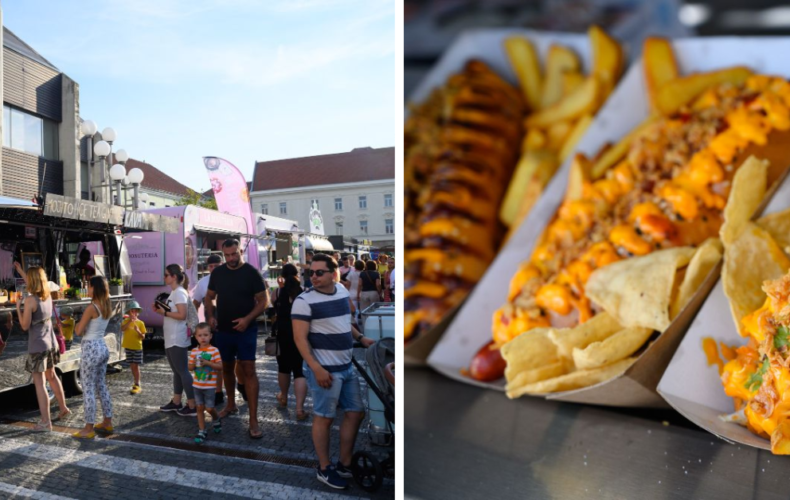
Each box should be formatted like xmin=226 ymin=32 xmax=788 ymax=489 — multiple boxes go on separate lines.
xmin=174 ymin=188 xmax=217 ymax=209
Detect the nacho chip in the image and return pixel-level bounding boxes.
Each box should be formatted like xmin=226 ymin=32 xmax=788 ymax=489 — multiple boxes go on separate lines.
xmin=670 ymin=238 xmax=724 ymax=320
xmin=585 ymin=247 xmax=697 ymax=331
xmin=548 ymin=311 xmax=621 ymax=359
xmin=756 ymin=208 xmax=790 ymax=253
xmin=505 ymin=360 xmax=568 ymax=395
xmin=500 ymin=327 xmax=559 ymax=381
xmin=723 ymin=223 xmax=790 ymax=335
xmin=572 ymin=326 xmax=653 ymax=370
xmin=506 ymin=357 xmax=636 ymax=397
xmin=720 ymin=156 xmax=768 ymax=245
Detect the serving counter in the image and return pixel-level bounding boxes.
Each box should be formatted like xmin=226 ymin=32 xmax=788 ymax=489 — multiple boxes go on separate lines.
xmin=405 ymin=368 xmax=790 ymax=499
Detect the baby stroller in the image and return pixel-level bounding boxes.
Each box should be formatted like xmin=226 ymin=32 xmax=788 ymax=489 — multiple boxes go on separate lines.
xmin=350 ymin=337 xmax=394 ymax=492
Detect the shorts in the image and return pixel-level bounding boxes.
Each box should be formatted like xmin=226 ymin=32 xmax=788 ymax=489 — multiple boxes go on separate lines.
xmin=193 ymin=387 xmax=216 ymax=408
xmin=125 ymin=348 xmax=144 ymax=365
xmin=25 ymin=348 xmax=59 ymax=373
xmin=214 ymin=325 xmax=258 ymax=362
xmin=303 ymin=362 xmax=364 ymax=418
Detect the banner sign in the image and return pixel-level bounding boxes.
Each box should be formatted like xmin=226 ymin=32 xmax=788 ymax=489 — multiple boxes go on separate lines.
xmin=127 ymin=232 xmax=165 ymax=285
xmin=203 ymin=156 xmax=259 ymax=270
xmin=43 ymin=194 xmax=178 ymax=233
xmin=309 ymin=201 xmax=325 ymax=235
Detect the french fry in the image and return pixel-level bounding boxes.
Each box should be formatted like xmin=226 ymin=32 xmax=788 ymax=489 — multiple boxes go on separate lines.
xmin=589 ymin=25 xmax=623 ymax=98
xmin=500 ymin=150 xmax=558 ymax=227
xmin=562 ymin=71 xmax=585 ymax=97
xmin=563 ymin=153 xmax=593 ymax=202
xmin=513 ymin=152 xmax=560 ymax=226
xmin=572 ymin=326 xmax=654 ymax=370
xmin=522 ymin=127 xmax=547 ymax=152
xmin=541 ymin=45 xmax=581 ymax=109
xmin=643 ymin=37 xmax=679 ymax=111
xmin=654 ymin=66 xmax=754 ymax=116
xmin=504 ymin=37 xmax=542 ymax=111
xmin=546 ymin=120 xmax=573 ymax=152
xmin=591 ymin=116 xmax=658 ymax=179
xmin=525 ymin=76 xmax=600 ymax=128
xmin=559 ymin=114 xmax=593 ymax=163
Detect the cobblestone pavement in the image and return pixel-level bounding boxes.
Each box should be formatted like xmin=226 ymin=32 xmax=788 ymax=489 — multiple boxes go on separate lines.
xmin=0 ymin=335 xmax=394 ymax=499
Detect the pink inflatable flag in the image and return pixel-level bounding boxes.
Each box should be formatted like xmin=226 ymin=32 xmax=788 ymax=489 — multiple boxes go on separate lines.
xmin=203 ymin=157 xmax=259 ymax=271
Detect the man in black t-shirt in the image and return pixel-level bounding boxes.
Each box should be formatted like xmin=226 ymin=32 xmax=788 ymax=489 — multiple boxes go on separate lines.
xmin=205 ymin=239 xmax=269 ymax=438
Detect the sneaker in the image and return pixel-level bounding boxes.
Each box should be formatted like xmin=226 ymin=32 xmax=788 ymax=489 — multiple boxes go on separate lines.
xmin=214 ymin=391 xmax=224 ymax=406
xmin=316 ymin=465 xmax=348 ymax=490
xmin=212 ymin=418 xmax=222 ymax=434
xmin=159 ymin=400 xmax=182 ymax=413
xmin=335 ymin=461 xmax=353 ymax=479
xmin=194 ymin=429 xmax=207 ymax=444
xmin=177 ymin=406 xmax=197 ymax=417
xmin=130 ymin=385 xmax=141 ymax=395
xmin=237 ymin=383 xmax=248 ymax=402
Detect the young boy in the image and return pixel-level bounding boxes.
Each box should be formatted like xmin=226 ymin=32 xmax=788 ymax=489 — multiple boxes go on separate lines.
xmin=121 ymin=301 xmax=147 ymax=394
xmin=188 ymin=323 xmax=223 ymax=444
xmin=60 ymin=307 xmax=75 ymax=350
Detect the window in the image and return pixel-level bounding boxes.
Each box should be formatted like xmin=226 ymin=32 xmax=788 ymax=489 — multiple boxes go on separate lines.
xmin=261 ymin=203 xmax=268 ymax=215
xmin=334 ymin=197 xmax=343 ymax=211
xmin=359 ymin=196 xmax=367 ymax=209
xmin=385 ymin=218 xmax=393 ymax=234
xmin=384 ymin=194 xmax=393 ymax=207
xmin=149 ymin=202 xmax=156 ymax=207
xmin=336 ymin=221 xmax=343 ymax=235
xmin=165 ymin=205 xmax=171 ymax=208
xmin=360 ymin=220 xmax=368 ymax=234
xmin=279 ymin=202 xmax=287 ymax=215
xmin=2 ymin=105 xmax=57 ymax=159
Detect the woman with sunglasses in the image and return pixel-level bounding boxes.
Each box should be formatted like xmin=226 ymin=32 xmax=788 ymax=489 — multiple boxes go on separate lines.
xmin=155 ymin=264 xmax=197 ymax=417
xmin=72 ymin=276 xmax=114 ymax=438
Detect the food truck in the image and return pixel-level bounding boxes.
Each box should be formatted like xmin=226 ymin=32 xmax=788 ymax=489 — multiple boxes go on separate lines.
xmin=254 ymin=213 xmax=304 ymax=287
xmin=0 ymin=194 xmax=177 ymax=395
xmin=127 ymin=205 xmax=260 ymax=342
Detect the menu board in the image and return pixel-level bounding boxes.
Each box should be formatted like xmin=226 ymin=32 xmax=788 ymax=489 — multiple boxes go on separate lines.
xmin=21 ymin=253 xmax=43 ymax=272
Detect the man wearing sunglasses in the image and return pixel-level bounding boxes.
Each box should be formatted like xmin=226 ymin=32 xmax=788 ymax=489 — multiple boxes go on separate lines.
xmin=204 ymin=239 xmax=269 ymax=439
xmin=292 ymin=254 xmax=375 ymax=489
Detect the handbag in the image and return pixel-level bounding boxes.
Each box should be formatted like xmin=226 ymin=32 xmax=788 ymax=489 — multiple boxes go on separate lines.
xmin=52 ymin=304 xmax=66 ymax=355
xmin=264 ymin=335 xmax=280 ymax=357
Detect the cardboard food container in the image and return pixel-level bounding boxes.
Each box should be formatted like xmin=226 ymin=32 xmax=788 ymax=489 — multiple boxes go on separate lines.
xmin=427 ymin=36 xmax=790 ymax=406
xmin=657 ymin=175 xmax=790 ymax=450
xmin=405 ymin=29 xmax=597 ymax=365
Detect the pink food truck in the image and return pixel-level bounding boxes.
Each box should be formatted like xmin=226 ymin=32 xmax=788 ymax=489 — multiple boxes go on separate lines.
xmin=126 ymin=205 xmax=260 ymax=343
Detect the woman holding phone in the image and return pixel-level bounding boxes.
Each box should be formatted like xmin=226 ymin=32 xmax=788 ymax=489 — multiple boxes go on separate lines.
xmin=154 ymin=263 xmax=196 ymax=417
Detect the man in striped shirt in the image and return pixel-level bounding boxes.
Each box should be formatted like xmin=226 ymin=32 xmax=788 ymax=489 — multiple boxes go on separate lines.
xmin=293 ymin=253 xmax=374 ymax=490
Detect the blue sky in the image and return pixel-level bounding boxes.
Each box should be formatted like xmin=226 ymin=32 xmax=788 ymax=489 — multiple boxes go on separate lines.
xmin=2 ymin=0 xmax=395 ymax=193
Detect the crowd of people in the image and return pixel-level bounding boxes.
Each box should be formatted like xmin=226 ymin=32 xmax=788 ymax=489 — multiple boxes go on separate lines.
xmin=17 ymin=238 xmax=395 ymax=490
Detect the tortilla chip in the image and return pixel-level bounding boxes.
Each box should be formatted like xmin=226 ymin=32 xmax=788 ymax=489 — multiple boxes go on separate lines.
xmin=505 ymin=360 xmax=568 ymax=396
xmin=501 ymin=327 xmax=559 ymax=381
xmin=670 ymin=238 xmax=724 ymax=320
xmin=506 ymin=357 xmax=636 ymax=398
xmin=572 ymin=326 xmax=653 ymax=370
xmin=720 ymin=156 xmax=768 ymax=246
xmin=756 ymin=207 xmax=790 ymax=254
xmin=548 ymin=311 xmax=621 ymax=359
xmin=723 ymin=223 xmax=790 ymax=335
xmin=585 ymin=247 xmax=697 ymax=331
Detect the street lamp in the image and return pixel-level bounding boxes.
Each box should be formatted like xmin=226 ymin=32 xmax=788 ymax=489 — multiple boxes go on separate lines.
xmin=140 ymin=192 xmax=149 ymax=209
xmin=81 ymin=120 xmax=120 ymax=202
xmin=109 ymin=163 xmax=126 ymax=206
xmin=115 ymin=148 xmax=129 ymax=164
xmin=127 ymin=167 xmax=144 ymax=209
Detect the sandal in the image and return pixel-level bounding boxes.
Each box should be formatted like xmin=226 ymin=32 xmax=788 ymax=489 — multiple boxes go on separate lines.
xmin=72 ymin=430 xmax=95 ymax=439
xmin=248 ymin=427 xmax=263 ymax=439
xmin=32 ymin=421 xmax=52 ymax=432
xmin=53 ymin=409 xmax=72 ymax=422
xmin=94 ymin=422 xmax=114 ymax=434
xmin=296 ymin=410 xmax=309 ymax=421
xmin=276 ymin=393 xmax=287 ymax=408
xmin=212 ymin=418 xmax=222 ymax=434
xmin=218 ymin=406 xmax=239 ymax=418
xmin=194 ymin=429 xmax=208 ymax=444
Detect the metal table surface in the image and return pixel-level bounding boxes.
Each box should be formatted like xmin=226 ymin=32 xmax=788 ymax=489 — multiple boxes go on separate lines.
xmin=405 ymin=368 xmax=790 ymax=499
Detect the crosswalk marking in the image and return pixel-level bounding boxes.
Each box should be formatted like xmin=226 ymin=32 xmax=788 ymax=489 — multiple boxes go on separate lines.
xmin=0 ymin=437 xmax=358 ymax=500
xmin=0 ymin=481 xmax=78 ymax=500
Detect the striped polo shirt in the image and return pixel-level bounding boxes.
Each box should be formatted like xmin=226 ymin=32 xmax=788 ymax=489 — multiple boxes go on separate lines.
xmin=292 ymin=283 xmax=353 ymax=372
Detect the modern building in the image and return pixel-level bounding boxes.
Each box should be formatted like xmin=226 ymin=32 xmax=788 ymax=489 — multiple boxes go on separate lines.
xmin=250 ymin=147 xmax=395 ymax=248
xmin=0 ymin=26 xmax=82 ymax=201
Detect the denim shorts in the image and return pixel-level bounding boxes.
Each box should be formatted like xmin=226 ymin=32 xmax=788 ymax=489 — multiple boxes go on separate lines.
xmin=303 ymin=362 xmax=364 ymax=418
xmin=214 ymin=325 xmax=258 ymax=362
xmin=193 ymin=387 xmax=216 ymax=409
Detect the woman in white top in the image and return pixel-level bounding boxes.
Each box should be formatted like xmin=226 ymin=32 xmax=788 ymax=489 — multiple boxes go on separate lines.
xmin=72 ymin=276 xmax=114 ymax=439
xmin=154 ymin=263 xmax=196 ymax=416
xmin=344 ymin=260 xmax=364 ymax=321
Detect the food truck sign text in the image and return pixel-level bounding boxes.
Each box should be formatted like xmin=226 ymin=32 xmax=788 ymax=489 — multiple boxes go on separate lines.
xmin=44 ymin=194 xmax=124 ymax=225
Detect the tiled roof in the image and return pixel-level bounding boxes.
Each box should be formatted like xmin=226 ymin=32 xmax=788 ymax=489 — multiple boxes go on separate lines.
xmin=252 ymin=147 xmax=394 ymax=192
xmin=125 ymin=159 xmax=192 ymax=197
